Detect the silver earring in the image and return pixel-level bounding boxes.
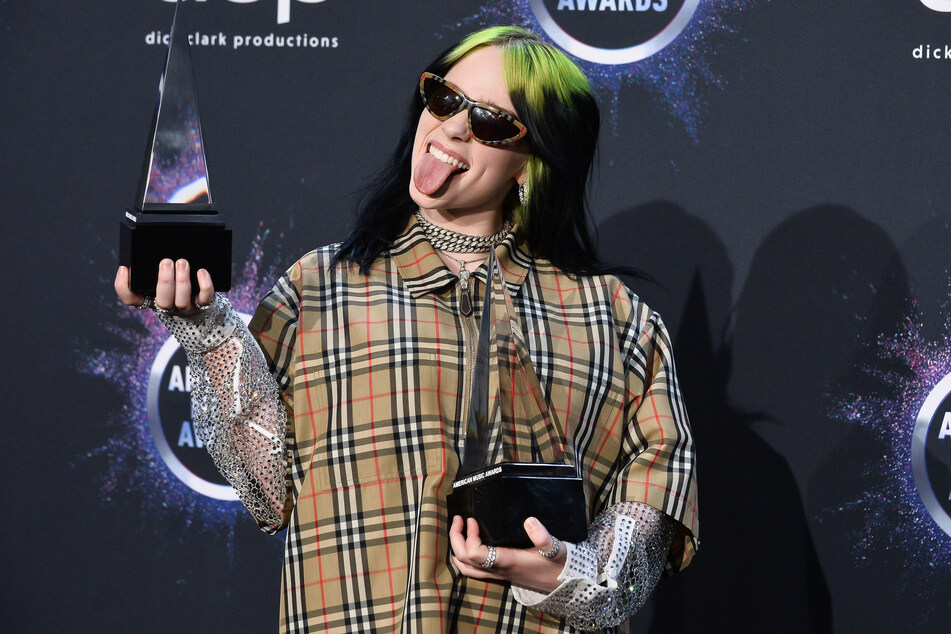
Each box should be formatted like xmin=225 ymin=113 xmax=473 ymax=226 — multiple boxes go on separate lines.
xmin=518 ymin=182 xmax=527 ymax=206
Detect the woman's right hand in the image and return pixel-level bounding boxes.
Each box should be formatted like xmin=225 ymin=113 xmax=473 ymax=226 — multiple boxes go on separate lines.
xmin=114 ymin=258 xmax=216 ymax=316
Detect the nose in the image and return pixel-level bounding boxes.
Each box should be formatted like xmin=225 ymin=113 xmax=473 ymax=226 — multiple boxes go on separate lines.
xmin=442 ymin=108 xmax=471 ymax=141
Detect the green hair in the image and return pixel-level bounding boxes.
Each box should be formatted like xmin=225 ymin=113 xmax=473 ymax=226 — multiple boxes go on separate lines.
xmin=444 ymin=27 xmax=598 ymax=231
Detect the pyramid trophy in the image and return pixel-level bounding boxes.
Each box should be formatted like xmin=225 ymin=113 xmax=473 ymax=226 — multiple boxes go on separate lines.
xmin=447 ymin=252 xmax=587 ymax=548
xmin=120 ymin=0 xmax=231 ymax=293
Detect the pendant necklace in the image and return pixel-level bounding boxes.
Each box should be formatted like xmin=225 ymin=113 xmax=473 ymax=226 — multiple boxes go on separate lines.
xmin=414 ymin=211 xmax=513 ymax=317
xmin=439 ymin=251 xmax=486 ymax=317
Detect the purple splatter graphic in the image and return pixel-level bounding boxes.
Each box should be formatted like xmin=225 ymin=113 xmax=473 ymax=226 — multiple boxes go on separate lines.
xmin=833 ymin=299 xmax=951 ymax=587
xmin=77 ymin=226 xmax=285 ymax=547
xmin=450 ymin=0 xmax=757 ymax=138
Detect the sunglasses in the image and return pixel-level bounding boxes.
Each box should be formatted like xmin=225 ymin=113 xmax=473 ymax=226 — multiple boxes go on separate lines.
xmin=418 ymin=72 xmax=528 ymax=146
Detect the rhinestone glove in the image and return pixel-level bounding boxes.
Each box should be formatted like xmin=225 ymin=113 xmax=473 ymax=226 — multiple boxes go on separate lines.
xmin=511 ymin=502 xmax=673 ymax=630
xmin=155 ymin=294 xmax=287 ymax=530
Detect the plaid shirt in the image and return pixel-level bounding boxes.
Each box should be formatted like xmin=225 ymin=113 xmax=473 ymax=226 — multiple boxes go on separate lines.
xmin=249 ymin=217 xmax=698 ymax=633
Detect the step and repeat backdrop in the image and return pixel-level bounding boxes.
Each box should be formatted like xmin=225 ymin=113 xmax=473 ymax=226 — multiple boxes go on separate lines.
xmin=3 ymin=0 xmax=951 ymax=630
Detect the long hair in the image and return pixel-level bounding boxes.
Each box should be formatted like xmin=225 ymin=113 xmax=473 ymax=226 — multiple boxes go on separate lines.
xmin=333 ymin=26 xmax=631 ymax=278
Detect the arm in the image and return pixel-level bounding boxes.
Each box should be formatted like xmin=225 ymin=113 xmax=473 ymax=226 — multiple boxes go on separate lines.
xmin=449 ymin=502 xmax=672 ymax=631
xmin=156 ymin=293 xmax=288 ymax=531
xmin=115 ymin=260 xmax=289 ymax=531
xmin=450 ymin=279 xmax=696 ymax=626
xmin=507 ymin=290 xmax=694 ymax=626
xmin=509 ymin=502 xmax=673 ymax=630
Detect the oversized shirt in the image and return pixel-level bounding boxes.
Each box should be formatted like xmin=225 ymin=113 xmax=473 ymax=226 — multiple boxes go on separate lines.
xmin=248 ymin=217 xmax=699 ymax=633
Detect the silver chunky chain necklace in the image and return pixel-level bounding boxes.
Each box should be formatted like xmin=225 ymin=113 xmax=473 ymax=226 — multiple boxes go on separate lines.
xmin=414 ymin=211 xmax=513 ymax=254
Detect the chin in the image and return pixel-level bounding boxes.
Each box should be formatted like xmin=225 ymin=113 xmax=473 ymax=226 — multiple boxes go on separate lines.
xmin=409 ymin=184 xmax=432 ymax=210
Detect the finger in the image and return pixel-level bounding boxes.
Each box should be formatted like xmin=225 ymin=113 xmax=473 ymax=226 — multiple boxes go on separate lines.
xmin=451 ymin=554 xmax=503 ymax=581
xmin=448 ymin=515 xmax=467 ymax=557
xmin=522 ymin=516 xmax=552 ymax=549
xmin=195 ymin=268 xmax=215 ymax=306
xmin=449 ymin=517 xmax=491 ymax=574
xmin=465 ymin=517 xmax=482 ymax=549
xmin=114 ymin=266 xmax=145 ymax=306
xmin=174 ymin=259 xmax=193 ymax=310
xmin=464 ymin=518 xmax=503 ymax=570
xmin=524 ymin=517 xmax=565 ymax=563
xmin=458 ymin=519 xmax=484 ymax=560
xmin=154 ymin=258 xmax=176 ymax=309
xmin=464 ymin=518 xmax=490 ymax=559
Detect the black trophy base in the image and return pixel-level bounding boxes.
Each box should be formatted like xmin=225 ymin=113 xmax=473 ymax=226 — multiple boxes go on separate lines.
xmin=120 ymin=210 xmax=232 ymax=294
xmin=447 ymin=462 xmax=587 ymax=548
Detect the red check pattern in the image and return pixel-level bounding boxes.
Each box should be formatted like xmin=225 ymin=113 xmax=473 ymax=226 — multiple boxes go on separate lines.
xmin=248 ymin=217 xmax=698 ymax=633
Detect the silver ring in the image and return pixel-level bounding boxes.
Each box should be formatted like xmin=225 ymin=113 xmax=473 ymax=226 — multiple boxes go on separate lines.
xmin=481 ymin=545 xmax=497 ymax=569
xmin=538 ymin=536 xmax=561 ymax=559
xmin=153 ymin=303 xmax=174 ymax=316
xmin=135 ymin=296 xmax=154 ymax=310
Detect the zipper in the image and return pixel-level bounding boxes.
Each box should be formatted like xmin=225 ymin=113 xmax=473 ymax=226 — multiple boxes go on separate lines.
xmin=458 ymin=277 xmax=478 ymax=454
xmin=457 ymin=268 xmax=473 ymax=316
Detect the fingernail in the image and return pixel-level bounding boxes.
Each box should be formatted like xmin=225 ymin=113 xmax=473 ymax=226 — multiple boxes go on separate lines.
xmin=525 ymin=517 xmax=539 ymax=531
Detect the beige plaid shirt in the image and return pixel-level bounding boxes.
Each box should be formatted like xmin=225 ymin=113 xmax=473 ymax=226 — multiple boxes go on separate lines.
xmin=249 ymin=217 xmax=698 ymax=633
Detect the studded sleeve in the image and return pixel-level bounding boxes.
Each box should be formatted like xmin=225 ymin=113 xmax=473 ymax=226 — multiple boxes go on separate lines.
xmin=510 ymin=502 xmax=673 ymax=630
xmin=156 ymin=293 xmax=288 ymax=532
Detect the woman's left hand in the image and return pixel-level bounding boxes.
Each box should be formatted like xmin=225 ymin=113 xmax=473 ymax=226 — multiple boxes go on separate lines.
xmin=449 ymin=515 xmax=567 ymax=594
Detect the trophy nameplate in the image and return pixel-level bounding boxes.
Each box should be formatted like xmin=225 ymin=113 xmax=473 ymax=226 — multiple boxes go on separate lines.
xmin=446 ymin=252 xmax=587 ymax=548
xmin=120 ymin=0 xmax=231 ymax=293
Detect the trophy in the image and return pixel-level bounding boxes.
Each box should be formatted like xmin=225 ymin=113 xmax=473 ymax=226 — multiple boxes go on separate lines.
xmin=120 ymin=0 xmax=231 ymax=294
xmin=447 ymin=252 xmax=587 ymax=548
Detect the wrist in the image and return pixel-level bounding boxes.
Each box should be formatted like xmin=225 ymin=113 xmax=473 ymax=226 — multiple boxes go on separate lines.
xmin=155 ymin=293 xmax=238 ymax=352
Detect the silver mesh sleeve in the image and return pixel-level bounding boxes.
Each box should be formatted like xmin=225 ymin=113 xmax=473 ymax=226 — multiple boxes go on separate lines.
xmin=511 ymin=502 xmax=673 ymax=630
xmin=156 ymin=293 xmax=287 ymax=530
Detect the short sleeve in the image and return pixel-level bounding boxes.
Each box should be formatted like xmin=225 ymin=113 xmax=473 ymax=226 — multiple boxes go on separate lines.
xmin=608 ymin=280 xmax=699 ymax=572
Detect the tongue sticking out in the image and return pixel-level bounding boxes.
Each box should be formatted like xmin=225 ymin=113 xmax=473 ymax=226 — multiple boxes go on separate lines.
xmin=414 ymin=152 xmax=462 ymax=196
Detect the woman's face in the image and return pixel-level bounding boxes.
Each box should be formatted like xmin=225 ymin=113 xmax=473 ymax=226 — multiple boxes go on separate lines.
xmin=409 ymin=45 xmax=529 ymax=223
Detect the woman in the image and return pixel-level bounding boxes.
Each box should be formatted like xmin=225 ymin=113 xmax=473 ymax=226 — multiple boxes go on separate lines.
xmin=116 ymin=26 xmax=698 ymax=633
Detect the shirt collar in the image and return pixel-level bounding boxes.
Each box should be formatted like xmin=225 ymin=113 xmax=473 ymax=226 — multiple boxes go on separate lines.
xmin=391 ymin=215 xmax=532 ymax=299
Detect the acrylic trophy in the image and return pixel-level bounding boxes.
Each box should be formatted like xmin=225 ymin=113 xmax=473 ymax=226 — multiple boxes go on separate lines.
xmin=120 ymin=0 xmax=231 ymax=293
xmin=446 ymin=252 xmax=587 ymax=548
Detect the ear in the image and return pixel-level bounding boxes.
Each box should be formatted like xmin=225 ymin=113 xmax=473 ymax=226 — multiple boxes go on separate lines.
xmin=514 ymin=152 xmax=532 ymax=187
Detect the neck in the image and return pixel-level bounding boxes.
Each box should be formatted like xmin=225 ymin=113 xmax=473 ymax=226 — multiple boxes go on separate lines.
xmin=413 ymin=210 xmax=514 ymax=258
xmin=416 ymin=207 xmax=504 ymax=237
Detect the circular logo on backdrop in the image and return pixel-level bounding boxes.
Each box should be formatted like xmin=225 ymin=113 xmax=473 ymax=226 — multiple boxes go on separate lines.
xmin=912 ymin=373 xmax=951 ymax=536
xmin=147 ymin=315 xmax=252 ymax=502
xmin=529 ymin=0 xmax=700 ymax=64
xmin=921 ymin=0 xmax=951 ymax=13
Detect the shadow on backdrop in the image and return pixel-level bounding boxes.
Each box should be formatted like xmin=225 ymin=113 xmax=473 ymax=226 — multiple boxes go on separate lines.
xmin=805 ymin=212 xmax=950 ymax=630
xmin=598 ymin=202 xmax=833 ymax=632
xmin=725 ymin=205 xmax=911 ymax=632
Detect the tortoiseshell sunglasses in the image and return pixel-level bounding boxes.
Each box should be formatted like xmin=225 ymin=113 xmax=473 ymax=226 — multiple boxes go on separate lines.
xmin=419 ymin=72 xmax=529 ymax=146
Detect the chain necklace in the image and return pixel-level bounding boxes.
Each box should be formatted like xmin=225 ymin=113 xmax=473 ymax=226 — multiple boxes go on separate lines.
xmin=438 ymin=251 xmax=486 ymax=316
xmin=414 ymin=211 xmax=513 ymax=254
